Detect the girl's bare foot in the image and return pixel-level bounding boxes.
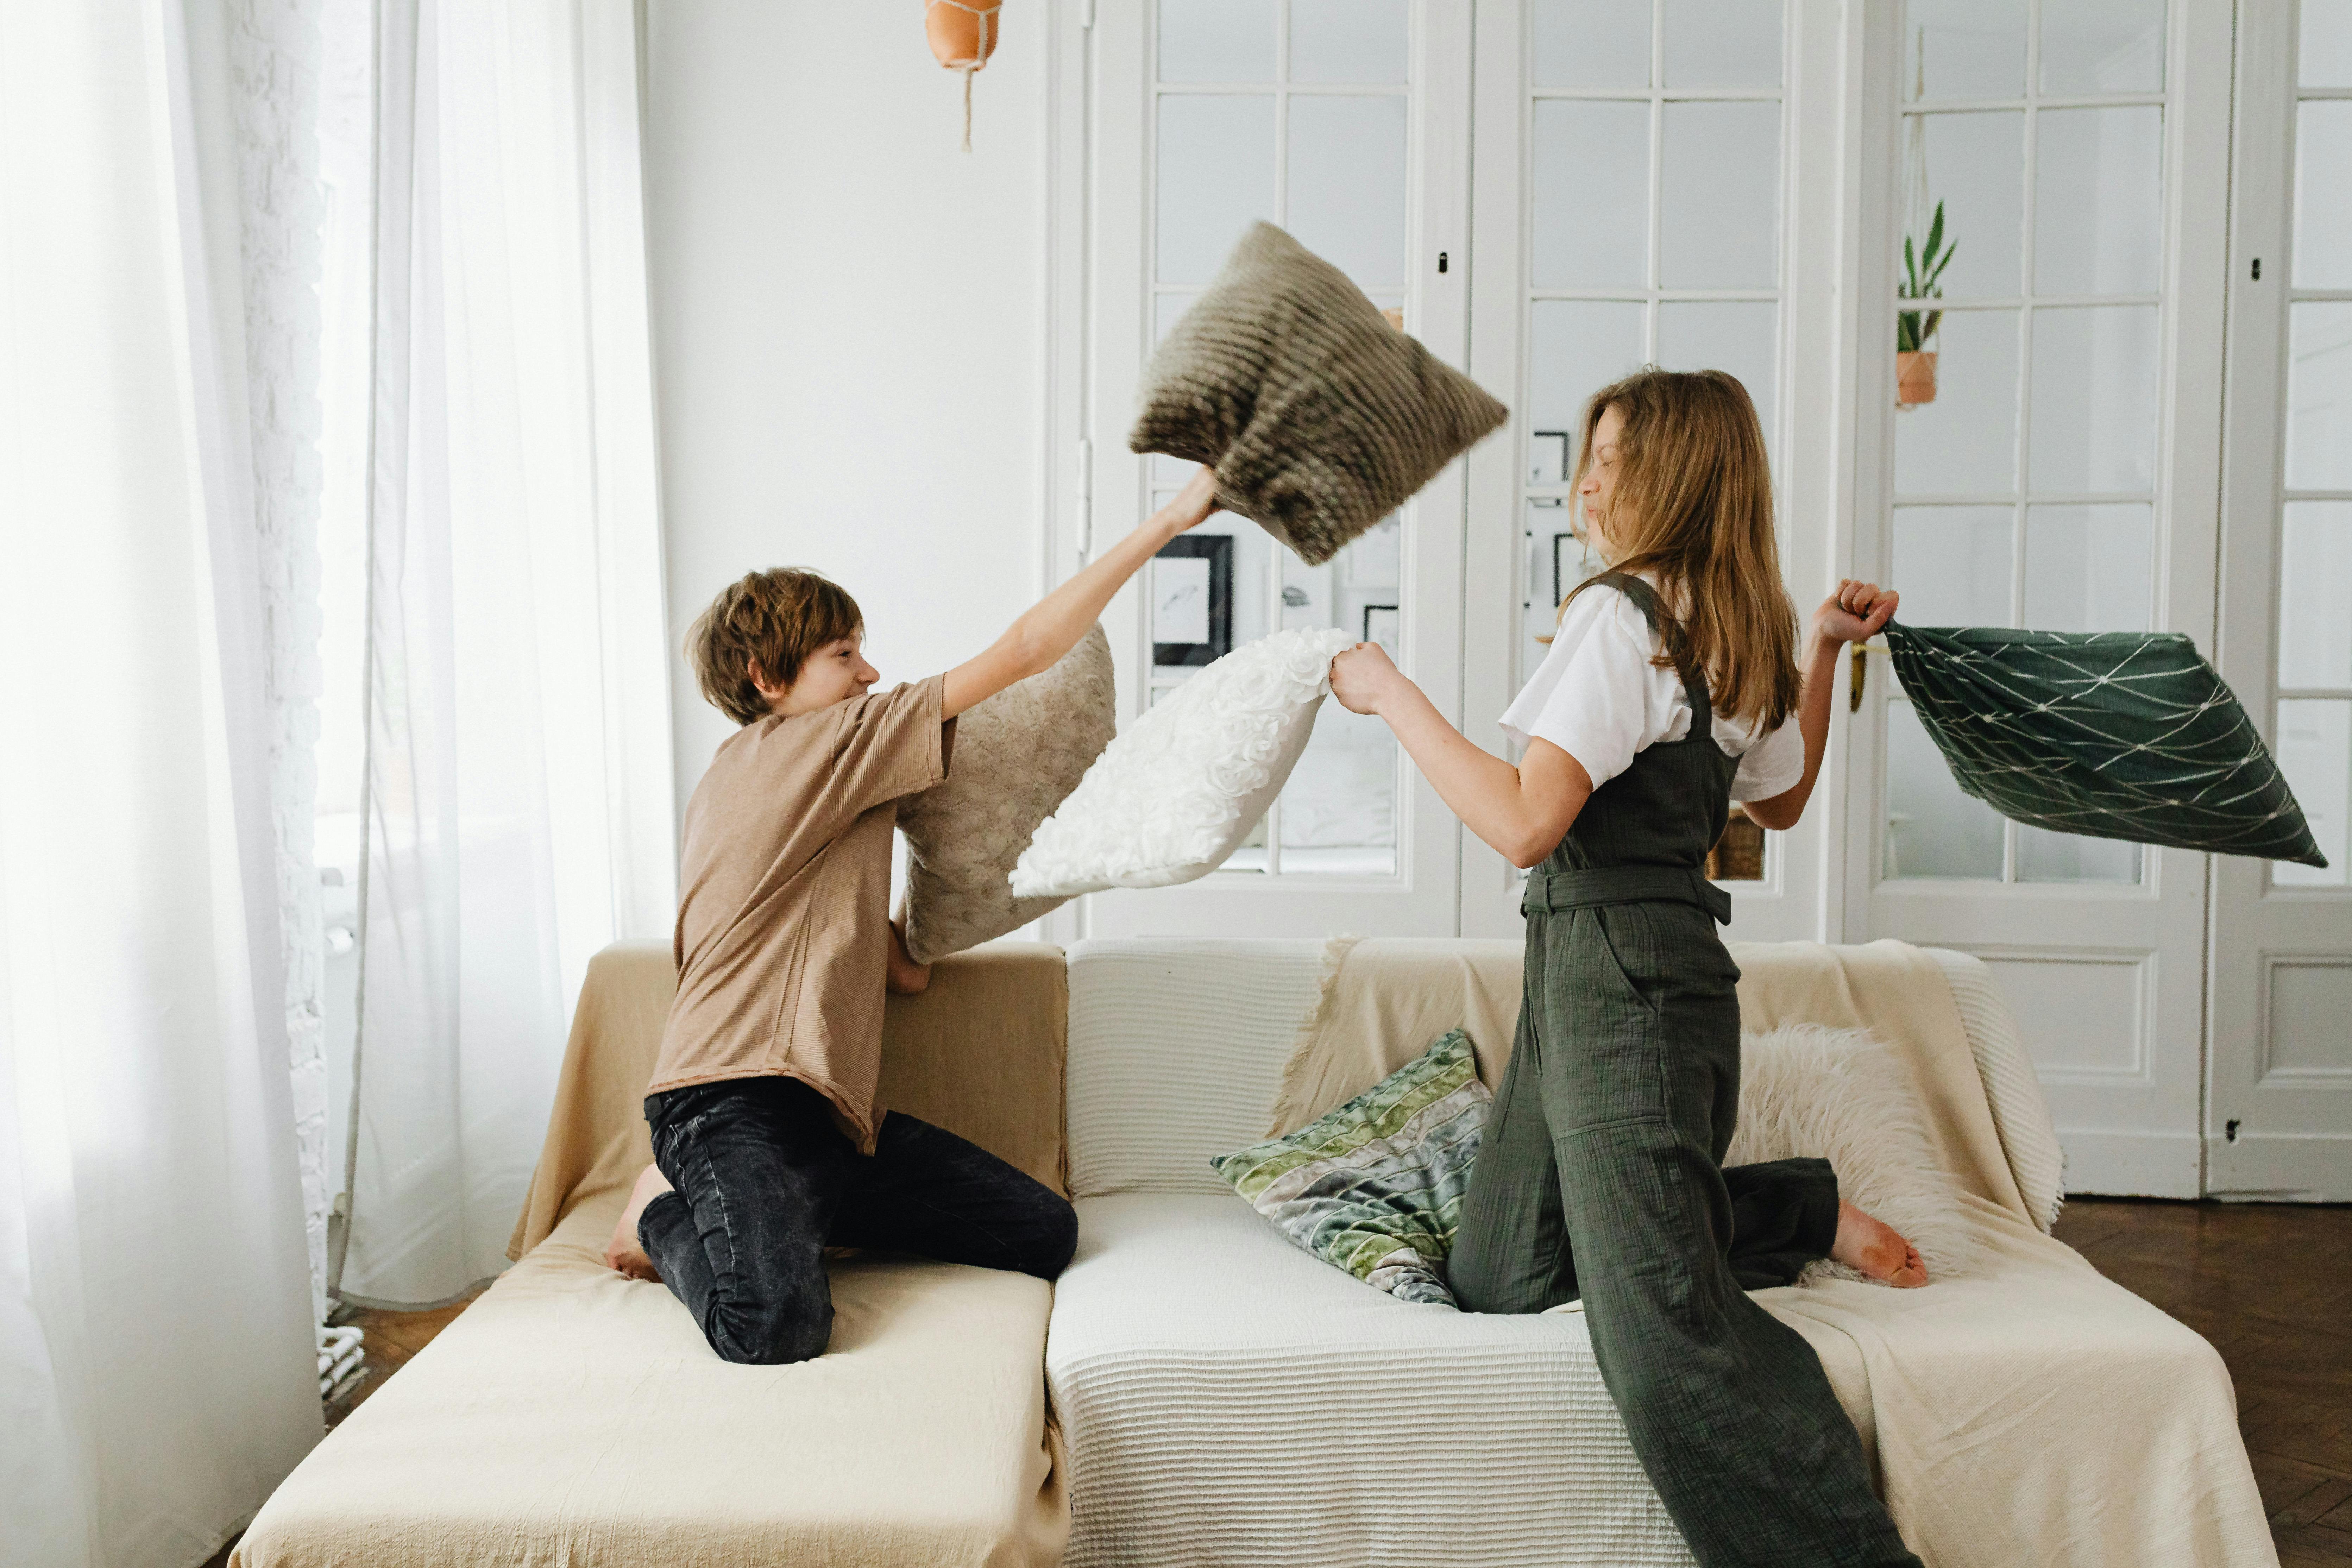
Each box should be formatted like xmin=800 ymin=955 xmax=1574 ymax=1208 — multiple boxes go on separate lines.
xmin=1831 ymin=1200 xmax=1929 ymax=1287
xmin=605 ymin=1163 xmax=673 ymax=1281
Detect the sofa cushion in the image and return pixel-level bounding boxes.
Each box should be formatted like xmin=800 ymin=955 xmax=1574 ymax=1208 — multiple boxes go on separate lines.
xmin=1209 ymin=1029 xmax=1486 ymax=1305
xmin=1127 ymin=222 xmax=1508 ymax=566
xmin=1009 ymin=630 xmax=1353 ymax=899
xmin=898 ymin=625 xmax=1114 ymax=964
xmin=238 ymin=1195 xmax=1065 ymax=1568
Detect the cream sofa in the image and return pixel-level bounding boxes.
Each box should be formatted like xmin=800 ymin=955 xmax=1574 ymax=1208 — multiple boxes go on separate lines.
xmin=236 ymin=936 xmax=2278 ymax=1568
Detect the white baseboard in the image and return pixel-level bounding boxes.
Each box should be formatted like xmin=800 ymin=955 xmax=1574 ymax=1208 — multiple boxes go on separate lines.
xmin=2206 ymin=1131 xmax=2352 ymax=1202
xmin=2054 ymin=1129 xmax=2202 ymax=1198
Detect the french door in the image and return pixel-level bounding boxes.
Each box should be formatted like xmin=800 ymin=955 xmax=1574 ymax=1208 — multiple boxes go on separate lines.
xmin=1067 ymin=0 xmax=1473 ymax=938
xmin=2207 ymin=0 xmax=2352 ymax=1201
xmin=1841 ymin=0 xmax=2234 ymax=1196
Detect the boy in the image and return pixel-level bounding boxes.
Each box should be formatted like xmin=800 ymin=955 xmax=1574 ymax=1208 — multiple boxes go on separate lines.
xmin=604 ymin=469 xmax=1218 ymax=1365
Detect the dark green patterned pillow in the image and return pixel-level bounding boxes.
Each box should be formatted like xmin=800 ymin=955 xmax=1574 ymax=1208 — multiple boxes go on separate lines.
xmin=1130 ymin=223 xmax=1508 ymax=566
xmin=1888 ymin=623 xmax=2325 ymax=867
xmin=1210 ymin=1029 xmax=1488 ymax=1307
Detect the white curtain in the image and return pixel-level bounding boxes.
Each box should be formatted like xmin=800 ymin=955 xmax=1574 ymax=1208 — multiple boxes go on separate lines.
xmin=0 ymin=2 xmax=329 ymax=1564
xmin=333 ymin=0 xmax=675 ymax=1308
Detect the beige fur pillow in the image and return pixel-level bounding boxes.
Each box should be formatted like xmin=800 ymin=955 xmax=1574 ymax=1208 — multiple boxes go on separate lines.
xmin=1129 ymin=223 xmax=1508 ymax=566
xmin=1727 ymin=1024 xmax=1986 ymax=1285
xmin=897 ymin=625 xmax=1114 ymax=964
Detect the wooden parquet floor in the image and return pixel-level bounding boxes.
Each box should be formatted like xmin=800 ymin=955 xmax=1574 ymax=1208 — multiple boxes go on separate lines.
xmin=2053 ymin=1198 xmax=2352 ymax=1566
xmin=202 ymin=1203 xmax=2347 ymax=1567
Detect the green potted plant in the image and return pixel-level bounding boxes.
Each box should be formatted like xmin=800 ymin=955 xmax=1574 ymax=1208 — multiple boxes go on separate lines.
xmin=1898 ymin=199 xmax=1955 ymax=408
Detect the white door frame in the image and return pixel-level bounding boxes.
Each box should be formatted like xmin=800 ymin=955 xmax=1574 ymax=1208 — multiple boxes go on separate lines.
xmin=2206 ymin=0 xmax=2352 ymax=1202
xmin=1840 ymin=0 xmax=2236 ymax=1198
xmin=1051 ymin=0 xmax=1474 ymax=940
xmin=1460 ymin=0 xmax=1858 ymax=943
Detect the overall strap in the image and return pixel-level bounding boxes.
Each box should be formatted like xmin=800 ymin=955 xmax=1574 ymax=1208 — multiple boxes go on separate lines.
xmin=1589 ymin=571 xmax=1713 ymax=732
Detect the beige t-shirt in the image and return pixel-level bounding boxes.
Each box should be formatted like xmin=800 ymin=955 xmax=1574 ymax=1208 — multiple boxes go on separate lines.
xmin=647 ymin=675 xmax=950 ymax=1151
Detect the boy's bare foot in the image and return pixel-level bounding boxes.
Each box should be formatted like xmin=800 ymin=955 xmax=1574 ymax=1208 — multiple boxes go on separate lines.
xmin=1831 ymin=1200 xmax=1929 ymax=1287
xmin=605 ymin=1163 xmax=673 ymax=1282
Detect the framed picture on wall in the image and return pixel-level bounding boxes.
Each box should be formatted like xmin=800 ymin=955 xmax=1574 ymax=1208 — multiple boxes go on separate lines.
xmin=1153 ymin=534 xmax=1232 ymax=667
xmin=1529 ymin=430 xmax=1570 ymax=486
xmin=1362 ymin=604 xmax=1400 ymax=660
xmin=1552 ymin=531 xmax=1591 ymax=609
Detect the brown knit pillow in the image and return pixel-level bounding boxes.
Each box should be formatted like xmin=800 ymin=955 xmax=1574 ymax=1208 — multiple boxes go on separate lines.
xmin=1130 ymin=223 xmax=1509 ymax=566
xmin=897 ymin=624 xmax=1115 ymax=964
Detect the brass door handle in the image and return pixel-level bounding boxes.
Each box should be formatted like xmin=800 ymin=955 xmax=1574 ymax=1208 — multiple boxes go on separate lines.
xmin=1849 ymin=642 xmax=1889 ymax=714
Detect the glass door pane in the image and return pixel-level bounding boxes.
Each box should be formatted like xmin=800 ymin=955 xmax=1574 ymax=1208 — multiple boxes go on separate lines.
xmin=1149 ymin=0 xmax=1411 ymax=877
xmin=1884 ymin=0 xmax=2169 ymax=885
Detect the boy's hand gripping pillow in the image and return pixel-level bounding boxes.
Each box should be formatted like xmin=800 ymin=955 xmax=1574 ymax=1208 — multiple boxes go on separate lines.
xmin=1009 ymin=626 xmax=1355 ymax=897
xmin=1129 ymin=222 xmax=1509 ymax=567
xmin=898 ymin=623 xmax=1114 ymax=963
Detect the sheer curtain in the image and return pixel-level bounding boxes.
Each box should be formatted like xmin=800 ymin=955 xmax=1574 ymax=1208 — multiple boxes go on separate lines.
xmin=1 ymin=3 xmax=328 ymax=1564
xmin=328 ymin=0 xmax=675 ymax=1308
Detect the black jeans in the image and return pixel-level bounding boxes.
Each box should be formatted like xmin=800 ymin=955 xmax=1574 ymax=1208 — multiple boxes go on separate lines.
xmin=639 ymin=1076 xmax=1078 ymax=1365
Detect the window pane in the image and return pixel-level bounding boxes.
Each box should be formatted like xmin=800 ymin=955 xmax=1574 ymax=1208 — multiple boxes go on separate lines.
xmin=1656 ymin=301 xmax=1778 ymax=448
xmin=1660 ymin=102 xmax=1781 ymax=290
xmin=2033 ymin=106 xmax=2163 ymax=297
xmin=2017 ymin=826 xmax=2142 ymax=883
xmin=1532 ymin=100 xmax=1650 ymax=289
xmin=1529 ymin=300 xmax=1648 ymax=433
xmin=1894 ymin=505 xmax=2013 ymax=625
xmin=1532 ymin=0 xmax=1652 ymax=89
xmin=2295 ymin=102 xmax=2352 ymax=291
xmin=1895 ymin=308 xmax=2020 ymax=496
xmin=2286 ymin=302 xmax=2352 ymax=491
xmin=1905 ymin=0 xmax=2027 ymax=101
xmin=2023 ymin=503 xmax=2153 ymax=632
xmin=1886 ymin=698 xmax=2007 ymax=878
xmin=1158 ymin=0 xmax=1275 ymax=82
xmin=1907 ymin=112 xmax=2024 ymax=302
xmin=2302 ymin=0 xmax=2352 ymax=89
xmin=1281 ymin=528 xmax=1400 ymax=875
xmin=1526 ymin=499 xmax=1602 ymax=685
xmin=1156 ymin=95 xmax=1275 ymax=284
xmin=2028 ymin=305 xmax=2159 ymax=493
xmin=1289 ymin=0 xmax=1406 ymax=83
xmin=1287 ymin=96 xmax=1407 ymax=288
xmin=2275 ymin=699 xmax=2351 ymax=887
xmin=2038 ymin=0 xmax=2165 ymax=94
xmin=1662 ymin=0 xmax=1781 ymax=89
xmin=2280 ymin=502 xmax=2352 ymax=690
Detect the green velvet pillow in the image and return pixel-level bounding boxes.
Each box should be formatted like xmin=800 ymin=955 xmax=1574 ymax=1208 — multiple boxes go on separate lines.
xmin=1209 ymin=1029 xmax=1489 ymax=1306
xmin=1130 ymin=223 xmax=1509 ymax=566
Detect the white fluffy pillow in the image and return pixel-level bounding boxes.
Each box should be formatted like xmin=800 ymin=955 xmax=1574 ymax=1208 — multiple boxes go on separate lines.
xmin=1009 ymin=626 xmax=1357 ymax=897
xmin=1726 ymin=1024 xmax=1986 ymax=1285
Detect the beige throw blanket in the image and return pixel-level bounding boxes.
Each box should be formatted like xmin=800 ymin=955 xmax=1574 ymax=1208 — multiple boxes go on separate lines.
xmin=1271 ymin=937 xmax=2277 ymax=1568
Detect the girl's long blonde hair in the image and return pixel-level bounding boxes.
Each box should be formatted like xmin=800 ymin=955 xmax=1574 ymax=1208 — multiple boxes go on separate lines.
xmin=1561 ymin=368 xmax=1801 ymax=731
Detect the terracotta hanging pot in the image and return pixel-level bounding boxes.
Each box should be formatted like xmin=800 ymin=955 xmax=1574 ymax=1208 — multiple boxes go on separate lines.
xmin=926 ymin=0 xmax=1003 ymax=153
xmin=1896 ymin=349 xmax=1939 ymax=408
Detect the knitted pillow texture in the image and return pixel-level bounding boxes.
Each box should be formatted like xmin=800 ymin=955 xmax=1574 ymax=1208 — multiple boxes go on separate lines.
xmin=897 ymin=624 xmax=1114 ymax=964
xmin=1130 ymin=222 xmax=1508 ymax=566
xmin=1210 ymin=1030 xmax=1490 ymax=1307
xmin=1008 ymin=626 xmax=1354 ymax=897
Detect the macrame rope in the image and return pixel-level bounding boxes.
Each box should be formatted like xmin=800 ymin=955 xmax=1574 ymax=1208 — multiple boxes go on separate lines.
xmin=926 ymin=0 xmax=1000 ymax=153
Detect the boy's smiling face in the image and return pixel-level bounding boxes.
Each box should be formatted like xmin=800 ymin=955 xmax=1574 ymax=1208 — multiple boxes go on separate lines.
xmin=752 ymin=634 xmax=878 ymax=718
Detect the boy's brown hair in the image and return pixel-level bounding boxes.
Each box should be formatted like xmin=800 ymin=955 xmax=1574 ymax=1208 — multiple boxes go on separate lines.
xmin=688 ymin=568 xmax=864 ymax=725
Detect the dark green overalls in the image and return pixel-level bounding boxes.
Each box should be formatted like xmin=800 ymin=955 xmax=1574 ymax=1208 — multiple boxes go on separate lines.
xmin=1449 ymin=575 xmax=1923 ymax=1568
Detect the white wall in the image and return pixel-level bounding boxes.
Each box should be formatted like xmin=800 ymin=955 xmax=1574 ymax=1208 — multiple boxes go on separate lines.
xmin=643 ymin=1 xmax=1052 ymax=811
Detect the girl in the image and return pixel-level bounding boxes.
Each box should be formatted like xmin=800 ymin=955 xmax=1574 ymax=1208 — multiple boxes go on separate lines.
xmin=1329 ymin=369 xmax=1924 ymax=1567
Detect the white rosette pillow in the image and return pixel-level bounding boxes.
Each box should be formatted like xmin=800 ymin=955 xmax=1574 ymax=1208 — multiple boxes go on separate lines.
xmin=1010 ymin=626 xmax=1357 ymax=896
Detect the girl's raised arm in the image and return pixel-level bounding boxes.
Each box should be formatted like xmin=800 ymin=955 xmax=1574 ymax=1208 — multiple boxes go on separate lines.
xmin=1740 ymin=580 xmax=1896 ymax=832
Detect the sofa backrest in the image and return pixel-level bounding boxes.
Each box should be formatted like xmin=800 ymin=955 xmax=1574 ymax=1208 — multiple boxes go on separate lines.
xmin=508 ymin=939 xmax=1071 ymax=1259
xmin=1064 ymin=938 xmax=1331 ymax=1196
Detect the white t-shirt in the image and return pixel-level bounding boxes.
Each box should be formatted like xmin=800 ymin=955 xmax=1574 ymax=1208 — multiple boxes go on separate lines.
xmin=1500 ymin=578 xmax=1804 ymax=803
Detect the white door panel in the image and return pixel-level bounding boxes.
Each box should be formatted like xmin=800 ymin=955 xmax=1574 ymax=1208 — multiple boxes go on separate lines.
xmin=2208 ymin=0 xmax=2352 ymax=1201
xmin=1844 ymin=0 xmax=2232 ymax=1197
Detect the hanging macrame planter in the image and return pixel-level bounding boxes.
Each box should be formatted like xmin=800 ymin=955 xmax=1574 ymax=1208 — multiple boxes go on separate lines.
xmin=926 ymin=0 xmax=1003 ymax=153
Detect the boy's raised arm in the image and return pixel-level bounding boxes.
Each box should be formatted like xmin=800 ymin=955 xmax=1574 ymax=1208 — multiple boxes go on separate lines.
xmin=942 ymin=466 xmax=1220 ymax=719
